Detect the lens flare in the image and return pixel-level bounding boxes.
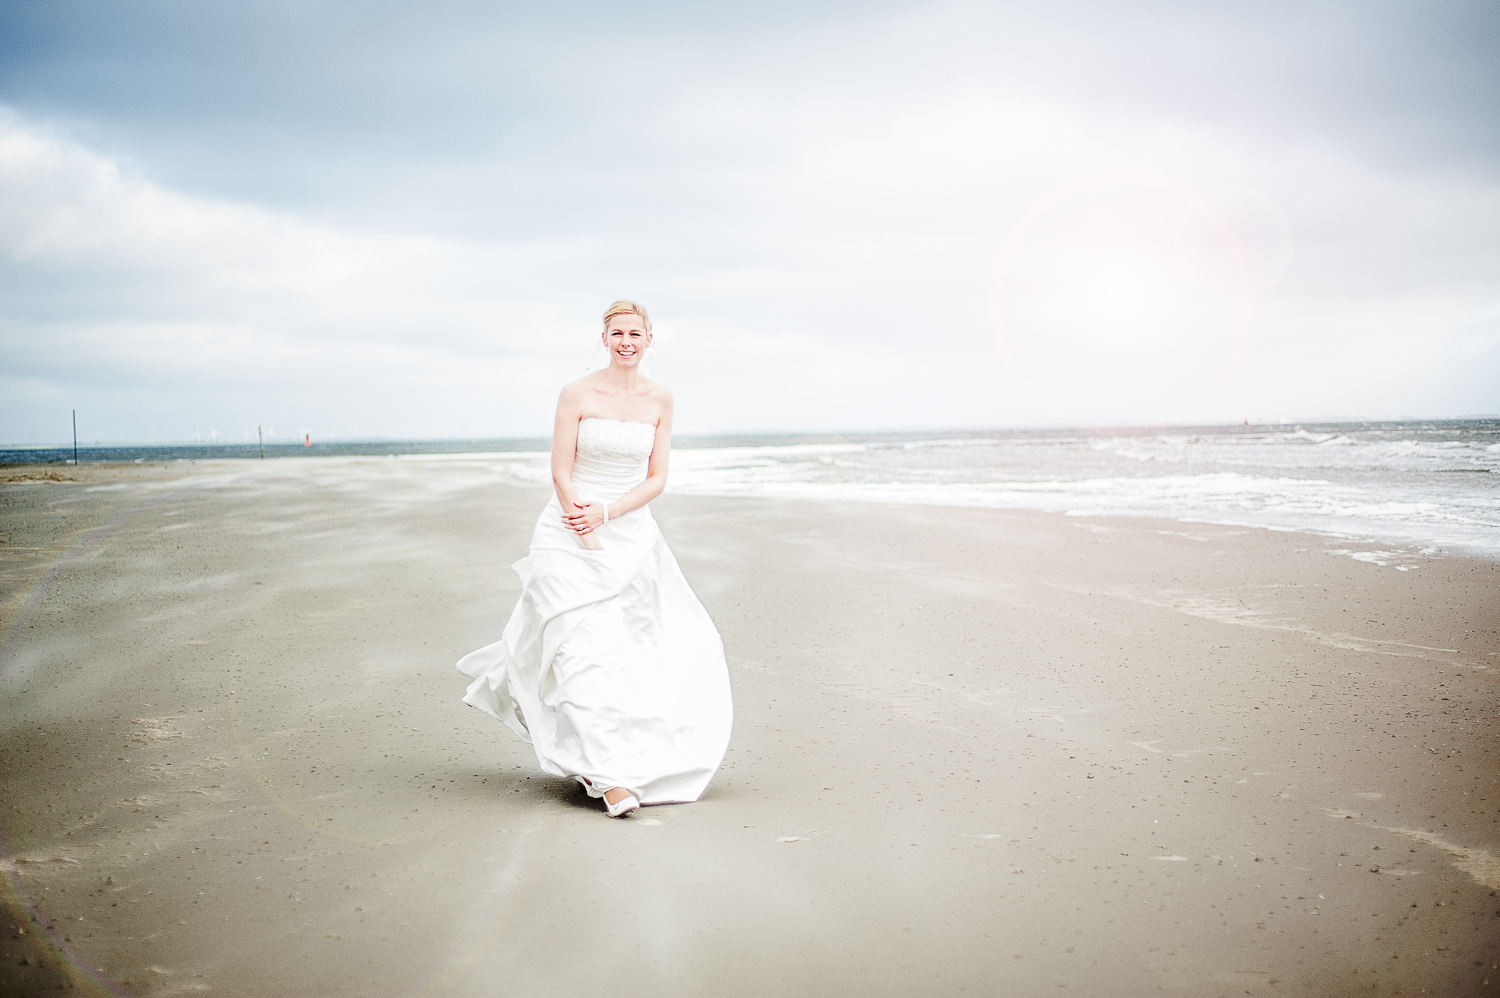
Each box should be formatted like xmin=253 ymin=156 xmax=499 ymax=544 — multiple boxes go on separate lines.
xmin=991 ymin=173 xmax=1254 ymax=424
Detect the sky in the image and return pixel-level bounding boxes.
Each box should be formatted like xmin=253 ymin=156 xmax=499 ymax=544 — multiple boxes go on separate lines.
xmin=2 ymin=0 xmax=1497 ymax=443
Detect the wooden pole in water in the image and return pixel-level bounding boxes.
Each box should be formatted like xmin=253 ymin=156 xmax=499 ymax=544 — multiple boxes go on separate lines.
xmin=72 ymin=409 xmax=78 ymax=466
xmin=258 ymin=426 xmax=264 ymax=459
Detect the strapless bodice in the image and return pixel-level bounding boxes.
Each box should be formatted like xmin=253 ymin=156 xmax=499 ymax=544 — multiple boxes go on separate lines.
xmin=573 ymin=418 xmax=656 ymax=502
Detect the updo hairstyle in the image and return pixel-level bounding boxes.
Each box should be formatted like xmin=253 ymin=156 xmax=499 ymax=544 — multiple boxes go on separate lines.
xmin=603 ymin=300 xmax=651 ymax=333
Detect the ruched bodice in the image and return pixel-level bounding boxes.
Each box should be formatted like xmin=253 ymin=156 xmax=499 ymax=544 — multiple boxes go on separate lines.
xmin=573 ymin=418 xmax=656 ymax=503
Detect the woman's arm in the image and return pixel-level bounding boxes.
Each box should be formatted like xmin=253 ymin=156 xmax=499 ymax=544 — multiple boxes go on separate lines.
xmin=551 ymin=385 xmax=603 ymax=548
xmin=604 ymin=398 xmax=673 ymax=519
xmin=551 ymin=384 xmax=585 ymax=509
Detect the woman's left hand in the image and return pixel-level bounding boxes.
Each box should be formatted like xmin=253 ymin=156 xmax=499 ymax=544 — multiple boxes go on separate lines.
xmin=563 ymin=501 xmax=606 ymax=534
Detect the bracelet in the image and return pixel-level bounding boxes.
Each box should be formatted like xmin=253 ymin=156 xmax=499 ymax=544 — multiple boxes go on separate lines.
xmin=602 ymin=501 xmax=609 ymax=522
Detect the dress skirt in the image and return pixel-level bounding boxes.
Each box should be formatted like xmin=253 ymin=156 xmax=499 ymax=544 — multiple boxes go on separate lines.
xmin=458 ymin=493 xmax=733 ymax=804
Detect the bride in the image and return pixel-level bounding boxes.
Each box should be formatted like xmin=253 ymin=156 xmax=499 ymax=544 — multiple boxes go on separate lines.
xmin=457 ymin=300 xmax=733 ymax=818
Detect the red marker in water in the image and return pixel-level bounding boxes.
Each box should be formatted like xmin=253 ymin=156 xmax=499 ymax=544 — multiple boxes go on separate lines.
xmin=304 ymin=434 xmax=311 ymax=447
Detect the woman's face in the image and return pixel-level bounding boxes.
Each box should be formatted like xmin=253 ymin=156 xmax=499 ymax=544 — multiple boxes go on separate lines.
xmin=604 ymin=313 xmax=650 ymax=369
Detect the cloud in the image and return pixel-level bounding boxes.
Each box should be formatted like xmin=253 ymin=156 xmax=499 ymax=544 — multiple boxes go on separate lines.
xmin=0 ymin=2 xmax=1497 ymax=442
xmin=0 ymin=113 xmax=585 ymax=441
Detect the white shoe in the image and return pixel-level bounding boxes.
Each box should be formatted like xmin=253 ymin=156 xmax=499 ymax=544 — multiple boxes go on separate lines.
xmin=603 ymin=792 xmax=639 ymax=818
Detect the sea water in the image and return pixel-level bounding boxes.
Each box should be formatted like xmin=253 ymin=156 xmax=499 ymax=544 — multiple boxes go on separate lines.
xmin=7 ymin=420 xmax=1497 ymax=557
xmin=463 ymin=420 xmax=1500 ymax=558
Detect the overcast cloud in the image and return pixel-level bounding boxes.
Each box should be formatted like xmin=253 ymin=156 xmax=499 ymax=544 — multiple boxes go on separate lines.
xmin=2 ymin=0 xmax=1497 ymax=443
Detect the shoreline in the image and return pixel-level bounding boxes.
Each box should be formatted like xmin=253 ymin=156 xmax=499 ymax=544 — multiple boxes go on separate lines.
xmin=3 ymin=460 xmax=1498 ymax=996
xmin=4 ymin=456 xmax=1496 ymax=564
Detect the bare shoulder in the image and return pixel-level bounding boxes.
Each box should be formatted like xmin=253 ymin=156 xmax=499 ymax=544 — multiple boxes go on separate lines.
xmin=557 ymin=376 xmax=597 ymax=405
xmin=561 ymin=374 xmax=598 ymax=396
xmin=649 ymin=381 xmax=674 ymax=406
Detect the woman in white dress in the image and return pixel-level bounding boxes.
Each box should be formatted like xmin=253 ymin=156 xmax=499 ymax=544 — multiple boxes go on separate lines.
xmin=457 ymin=300 xmax=733 ymax=818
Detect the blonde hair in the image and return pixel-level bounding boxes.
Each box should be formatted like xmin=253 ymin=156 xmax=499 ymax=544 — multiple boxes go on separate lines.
xmin=603 ymin=299 xmax=651 ymax=333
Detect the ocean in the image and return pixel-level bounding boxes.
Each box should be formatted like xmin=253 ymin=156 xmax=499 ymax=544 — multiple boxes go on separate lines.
xmin=7 ymin=419 xmax=1498 ymax=558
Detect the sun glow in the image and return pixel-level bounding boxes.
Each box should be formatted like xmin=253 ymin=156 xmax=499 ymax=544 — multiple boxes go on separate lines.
xmin=993 ymin=176 xmax=1252 ymax=423
xmin=1069 ymin=259 xmax=1183 ymax=343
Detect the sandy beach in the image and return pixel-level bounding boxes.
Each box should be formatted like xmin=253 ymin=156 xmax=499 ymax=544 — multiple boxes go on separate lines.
xmin=2 ymin=457 xmax=1497 ymax=997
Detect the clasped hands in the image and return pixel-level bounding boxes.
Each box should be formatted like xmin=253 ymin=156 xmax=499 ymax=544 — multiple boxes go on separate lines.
xmin=563 ymin=501 xmax=607 ymax=549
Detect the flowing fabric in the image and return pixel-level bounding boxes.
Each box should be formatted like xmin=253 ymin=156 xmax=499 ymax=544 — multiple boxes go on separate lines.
xmin=457 ymin=418 xmax=733 ymax=804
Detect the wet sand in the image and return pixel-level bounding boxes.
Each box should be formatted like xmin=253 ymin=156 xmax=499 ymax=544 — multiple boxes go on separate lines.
xmin=2 ymin=458 xmax=1497 ymax=997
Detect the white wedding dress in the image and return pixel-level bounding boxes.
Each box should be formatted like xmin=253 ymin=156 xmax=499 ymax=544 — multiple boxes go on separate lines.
xmin=457 ymin=418 xmax=733 ymax=805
